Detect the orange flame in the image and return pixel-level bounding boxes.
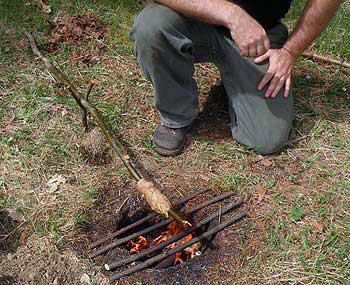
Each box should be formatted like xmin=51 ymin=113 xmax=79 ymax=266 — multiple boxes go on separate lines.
xmin=128 ymin=220 xmax=199 ymax=265
xmin=128 ymin=236 xmax=148 ymax=254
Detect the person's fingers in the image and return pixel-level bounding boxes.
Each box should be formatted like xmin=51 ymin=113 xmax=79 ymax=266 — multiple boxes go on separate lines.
xmin=258 ymin=71 xmax=273 ymax=90
xmin=248 ymin=44 xmax=257 ymax=57
xmin=264 ymin=75 xmax=280 ymax=97
xmin=284 ymin=77 xmax=292 ymax=98
xmin=263 ymin=37 xmax=270 ymax=51
xmin=256 ymin=43 xmax=266 ymax=57
xmin=254 ymin=50 xmax=270 ymax=64
xmin=271 ymin=77 xmax=286 ymax=98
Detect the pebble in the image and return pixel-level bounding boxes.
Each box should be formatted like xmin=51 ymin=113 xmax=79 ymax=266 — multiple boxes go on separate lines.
xmin=7 ymin=253 xmax=15 ymax=260
xmin=80 ymin=273 xmax=91 ymax=284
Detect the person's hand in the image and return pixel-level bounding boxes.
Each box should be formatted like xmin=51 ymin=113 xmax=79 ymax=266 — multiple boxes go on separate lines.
xmin=254 ymin=47 xmax=297 ymax=98
xmin=228 ymin=9 xmax=270 ymax=57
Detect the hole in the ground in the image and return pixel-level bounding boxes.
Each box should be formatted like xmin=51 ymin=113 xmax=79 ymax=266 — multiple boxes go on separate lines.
xmin=88 ymin=190 xmax=245 ymax=281
xmin=109 ymin=206 xmax=210 ymax=270
xmin=0 ymin=211 xmax=20 ymax=253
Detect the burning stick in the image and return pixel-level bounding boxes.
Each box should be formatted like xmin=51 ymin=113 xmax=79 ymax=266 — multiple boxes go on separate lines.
xmin=89 ymin=188 xmax=210 ymax=249
xmin=88 ymin=192 xmax=237 ymax=258
xmin=24 ymin=31 xmax=189 ymax=224
xmin=105 ymin=200 xmax=242 ymax=271
xmin=110 ymin=212 xmax=247 ymax=280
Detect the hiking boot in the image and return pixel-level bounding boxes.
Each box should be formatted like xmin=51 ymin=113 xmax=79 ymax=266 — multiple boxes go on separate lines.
xmin=153 ymin=124 xmax=191 ymax=156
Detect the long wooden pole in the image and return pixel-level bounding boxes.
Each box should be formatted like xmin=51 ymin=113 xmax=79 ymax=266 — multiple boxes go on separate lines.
xmin=24 ymin=31 xmax=190 ymax=225
xmin=24 ymin=30 xmax=142 ymax=181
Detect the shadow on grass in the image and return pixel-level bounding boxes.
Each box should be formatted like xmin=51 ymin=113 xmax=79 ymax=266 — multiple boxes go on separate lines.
xmin=291 ymin=70 xmax=350 ymax=147
xmin=191 ymin=84 xmax=231 ymax=141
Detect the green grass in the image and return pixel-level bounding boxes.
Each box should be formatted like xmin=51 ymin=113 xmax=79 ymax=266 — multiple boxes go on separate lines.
xmin=1 ymin=0 xmax=350 ymax=284
xmin=286 ymin=0 xmax=350 ymax=57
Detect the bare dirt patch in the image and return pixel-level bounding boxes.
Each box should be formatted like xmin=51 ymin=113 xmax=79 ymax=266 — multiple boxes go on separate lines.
xmin=48 ymin=14 xmax=107 ymax=46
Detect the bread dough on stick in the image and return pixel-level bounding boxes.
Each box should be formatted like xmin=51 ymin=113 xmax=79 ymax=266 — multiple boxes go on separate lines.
xmin=137 ymin=178 xmax=172 ymax=217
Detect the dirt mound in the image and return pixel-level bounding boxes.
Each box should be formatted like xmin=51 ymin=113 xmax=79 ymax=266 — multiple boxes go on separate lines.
xmin=49 ymin=14 xmax=107 ymax=46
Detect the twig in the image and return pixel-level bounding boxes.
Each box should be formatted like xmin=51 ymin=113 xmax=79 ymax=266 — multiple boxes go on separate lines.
xmin=116 ymin=197 xmax=129 ymax=214
xmin=24 ymin=30 xmax=142 ymax=182
xmin=89 ymin=188 xmax=210 ymax=249
xmin=111 ymin=212 xmax=247 ymax=280
xmin=89 ymin=195 xmax=240 ymax=258
xmin=302 ymin=51 xmax=350 ymax=69
xmin=105 ymin=200 xmax=242 ymax=271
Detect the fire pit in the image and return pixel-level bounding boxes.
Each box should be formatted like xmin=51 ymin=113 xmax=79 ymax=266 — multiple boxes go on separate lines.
xmin=88 ymin=189 xmax=246 ymax=281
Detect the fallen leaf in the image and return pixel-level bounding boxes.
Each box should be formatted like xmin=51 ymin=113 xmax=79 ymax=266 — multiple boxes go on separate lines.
xmin=61 ymin=109 xmax=68 ymax=117
xmin=47 ymin=174 xmax=66 ymax=192
xmin=7 ymin=209 xmax=26 ymax=222
xmin=40 ymin=1 xmax=51 ymax=14
xmin=316 ymin=220 xmax=326 ymax=232
xmin=261 ymin=158 xmax=275 ymax=167
xmin=257 ymin=186 xmax=267 ymax=203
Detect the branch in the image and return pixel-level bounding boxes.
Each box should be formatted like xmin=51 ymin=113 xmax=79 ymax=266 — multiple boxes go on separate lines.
xmin=24 ymin=31 xmax=191 ymax=223
xmin=110 ymin=212 xmax=247 ymax=280
xmin=302 ymin=51 xmax=350 ymax=69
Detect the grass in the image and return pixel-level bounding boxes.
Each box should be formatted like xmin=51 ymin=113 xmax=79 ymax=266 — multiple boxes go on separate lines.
xmin=0 ymin=0 xmax=350 ymax=284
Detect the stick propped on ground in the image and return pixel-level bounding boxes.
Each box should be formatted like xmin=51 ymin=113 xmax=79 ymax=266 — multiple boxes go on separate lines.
xmin=24 ymin=31 xmax=189 ymax=224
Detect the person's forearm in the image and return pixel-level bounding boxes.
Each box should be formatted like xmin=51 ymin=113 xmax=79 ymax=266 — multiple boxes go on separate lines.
xmin=155 ymin=0 xmax=270 ymax=57
xmin=155 ymin=0 xmax=246 ymax=29
xmin=284 ymin=0 xmax=342 ymax=57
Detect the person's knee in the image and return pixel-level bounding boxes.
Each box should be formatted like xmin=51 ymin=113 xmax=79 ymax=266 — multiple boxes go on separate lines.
xmin=130 ymin=3 xmax=185 ymax=49
xmin=250 ymin=130 xmax=291 ymax=155
xmin=233 ymin=123 xmax=291 ymax=155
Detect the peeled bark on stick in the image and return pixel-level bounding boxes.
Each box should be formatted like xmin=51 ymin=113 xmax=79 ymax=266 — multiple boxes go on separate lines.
xmin=302 ymin=51 xmax=350 ymax=69
xmin=89 ymin=188 xmax=209 ymax=249
xmin=137 ymin=179 xmax=171 ymax=217
xmin=24 ymin=31 xmax=178 ymax=220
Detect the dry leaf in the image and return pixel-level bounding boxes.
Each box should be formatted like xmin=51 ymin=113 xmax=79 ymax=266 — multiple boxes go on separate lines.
xmin=261 ymin=158 xmax=275 ymax=167
xmin=61 ymin=109 xmax=68 ymax=117
xmin=7 ymin=209 xmax=26 ymax=222
xmin=48 ymin=14 xmax=107 ymax=46
xmin=40 ymin=1 xmax=51 ymax=14
xmin=316 ymin=220 xmax=326 ymax=232
xmin=257 ymin=186 xmax=267 ymax=203
xmin=47 ymin=174 xmax=66 ymax=192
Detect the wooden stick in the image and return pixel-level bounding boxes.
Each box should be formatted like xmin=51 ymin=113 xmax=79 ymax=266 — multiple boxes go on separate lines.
xmin=89 ymin=188 xmax=210 ymax=249
xmin=24 ymin=31 xmax=188 ymax=223
xmin=111 ymin=212 xmax=247 ymax=280
xmin=24 ymin=30 xmax=142 ymax=182
xmin=302 ymin=51 xmax=350 ymax=69
xmin=105 ymin=200 xmax=242 ymax=271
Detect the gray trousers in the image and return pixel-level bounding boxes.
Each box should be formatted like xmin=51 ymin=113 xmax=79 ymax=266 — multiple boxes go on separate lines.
xmin=129 ymin=3 xmax=293 ymax=154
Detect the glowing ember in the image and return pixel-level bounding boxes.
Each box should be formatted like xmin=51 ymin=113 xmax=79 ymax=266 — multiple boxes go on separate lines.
xmin=128 ymin=236 xmax=148 ymax=254
xmin=128 ymin=220 xmax=200 ymax=265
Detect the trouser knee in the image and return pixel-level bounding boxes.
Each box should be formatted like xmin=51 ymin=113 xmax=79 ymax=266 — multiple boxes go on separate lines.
xmin=253 ymin=137 xmax=289 ymax=155
xmin=130 ymin=4 xmax=187 ymax=54
xmin=237 ymin=127 xmax=291 ymax=155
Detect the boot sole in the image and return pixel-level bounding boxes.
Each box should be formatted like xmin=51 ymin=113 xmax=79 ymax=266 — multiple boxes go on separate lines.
xmin=153 ymin=140 xmax=186 ymax=157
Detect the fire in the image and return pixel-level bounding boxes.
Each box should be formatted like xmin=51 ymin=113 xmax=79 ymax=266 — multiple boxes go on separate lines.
xmin=128 ymin=236 xmax=148 ymax=254
xmin=129 ymin=220 xmax=200 ymax=266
